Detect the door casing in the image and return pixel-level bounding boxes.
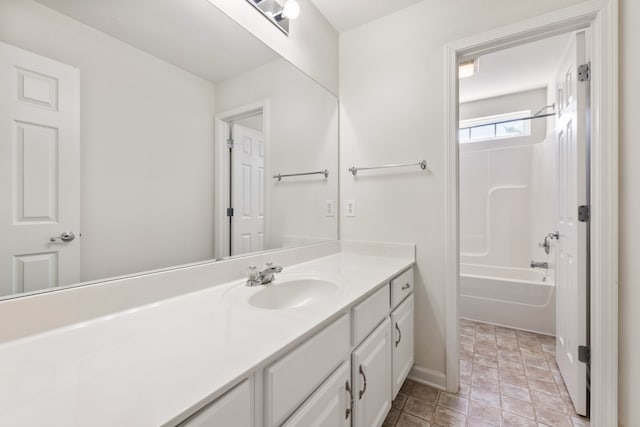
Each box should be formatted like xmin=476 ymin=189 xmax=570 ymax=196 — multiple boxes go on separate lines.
xmin=443 ymin=1 xmax=618 ymax=426
xmin=214 ymin=101 xmax=269 ymax=259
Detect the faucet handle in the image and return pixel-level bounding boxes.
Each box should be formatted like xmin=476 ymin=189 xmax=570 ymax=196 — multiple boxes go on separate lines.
xmin=248 ymin=265 xmax=259 ymax=280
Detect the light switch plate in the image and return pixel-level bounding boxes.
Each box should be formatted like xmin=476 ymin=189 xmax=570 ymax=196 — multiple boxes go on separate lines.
xmin=325 ymin=200 xmax=335 ymax=217
xmin=346 ymin=200 xmax=356 ymax=217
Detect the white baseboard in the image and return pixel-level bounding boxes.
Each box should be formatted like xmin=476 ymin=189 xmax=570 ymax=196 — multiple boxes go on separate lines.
xmin=407 ymin=365 xmax=446 ymax=391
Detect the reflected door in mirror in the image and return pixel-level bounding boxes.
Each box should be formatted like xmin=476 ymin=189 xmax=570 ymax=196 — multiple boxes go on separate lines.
xmin=0 ymin=42 xmax=80 ymax=297
xmin=231 ymin=122 xmax=265 ymax=256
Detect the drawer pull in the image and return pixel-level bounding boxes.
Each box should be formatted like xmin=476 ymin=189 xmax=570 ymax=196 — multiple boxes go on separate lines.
xmin=395 ymin=322 xmax=402 ymax=347
xmin=401 ymin=283 xmax=411 ymax=291
xmin=345 ymin=380 xmax=353 ymax=419
xmin=358 ymin=365 xmax=367 ymax=400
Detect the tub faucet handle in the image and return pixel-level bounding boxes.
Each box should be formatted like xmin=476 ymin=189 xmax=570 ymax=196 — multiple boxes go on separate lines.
xmin=531 ymin=261 xmax=549 ymax=269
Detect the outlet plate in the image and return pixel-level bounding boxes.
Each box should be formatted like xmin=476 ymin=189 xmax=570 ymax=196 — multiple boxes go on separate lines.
xmin=325 ymin=200 xmax=335 ymax=217
xmin=346 ymin=200 xmax=356 ymax=217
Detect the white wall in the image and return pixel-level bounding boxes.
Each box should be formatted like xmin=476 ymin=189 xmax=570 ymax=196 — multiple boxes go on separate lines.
xmin=208 ymin=0 xmax=339 ymax=95
xmin=0 ymin=0 xmax=217 ymax=282
xmin=339 ymin=0 xmax=601 ymax=390
xmin=529 ymin=85 xmax=560 ymax=276
xmin=460 ymin=146 xmax=534 ymax=265
xmin=216 ymin=58 xmax=339 ymax=249
xmin=459 ymin=89 xmax=553 ymax=268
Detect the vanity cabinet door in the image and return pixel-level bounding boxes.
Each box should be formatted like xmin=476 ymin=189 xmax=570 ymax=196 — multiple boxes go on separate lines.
xmin=391 ymin=294 xmax=414 ymax=397
xmin=352 ymin=318 xmax=392 ymax=427
xmin=282 ymin=361 xmax=352 ymax=427
xmin=179 ymin=379 xmax=253 ymax=427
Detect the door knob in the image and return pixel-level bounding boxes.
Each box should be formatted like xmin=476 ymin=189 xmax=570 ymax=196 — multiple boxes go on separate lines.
xmin=50 ymin=231 xmax=75 ymax=243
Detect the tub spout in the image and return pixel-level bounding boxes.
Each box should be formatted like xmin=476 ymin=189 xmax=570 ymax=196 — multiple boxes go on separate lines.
xmin=530 ymin=261 xmax=548 ymax=269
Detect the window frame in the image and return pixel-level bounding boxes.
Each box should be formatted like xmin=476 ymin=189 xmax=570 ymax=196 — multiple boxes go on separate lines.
xmin=458 ymin=110 xmax=532 ymax=143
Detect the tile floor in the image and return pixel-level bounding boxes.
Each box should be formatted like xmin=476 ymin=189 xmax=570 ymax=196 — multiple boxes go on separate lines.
xmin=383 ymin=319 xmax=590 ymax=427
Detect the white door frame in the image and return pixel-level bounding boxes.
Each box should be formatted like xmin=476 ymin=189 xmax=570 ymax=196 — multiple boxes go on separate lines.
xmin=214 ymin=101 xmax=269 ymax=258
xmin=443 ymin=1 xmax=618 ymax=425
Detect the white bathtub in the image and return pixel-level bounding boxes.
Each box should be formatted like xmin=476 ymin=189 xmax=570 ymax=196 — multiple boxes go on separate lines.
xmin=460 ymin=264 xmax=555 ymax=335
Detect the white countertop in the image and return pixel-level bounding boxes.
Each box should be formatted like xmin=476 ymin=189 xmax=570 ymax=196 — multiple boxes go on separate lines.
xmin=0 ymin=252 xmax=413 ymax=426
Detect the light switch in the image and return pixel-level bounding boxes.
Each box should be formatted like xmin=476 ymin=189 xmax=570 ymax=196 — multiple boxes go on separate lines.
xmin=325 ymin=200 xmax=335 ymax=217
xmin=346 ymin=200 xmax=356 ymax=217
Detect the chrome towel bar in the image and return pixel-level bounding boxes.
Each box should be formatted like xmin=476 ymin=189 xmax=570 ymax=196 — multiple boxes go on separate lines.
xmin=348 ymin=160 xmax=427 ymax=176
xmin=273 ymin=169 xmax=329 ymax=182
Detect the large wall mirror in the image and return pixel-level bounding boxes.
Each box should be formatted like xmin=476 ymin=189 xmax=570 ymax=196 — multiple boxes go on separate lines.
xmin=0 ymin=0 xmax=339 ymax=300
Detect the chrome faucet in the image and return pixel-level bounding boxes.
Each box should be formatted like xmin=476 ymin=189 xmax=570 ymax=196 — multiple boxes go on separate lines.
xmin=530 ymin=261 xmax=549 ymax=269
xmin=246 ymin=262 xmax=283 ymax=287
xmin=539 ymin=231 xmax=560 ymax=254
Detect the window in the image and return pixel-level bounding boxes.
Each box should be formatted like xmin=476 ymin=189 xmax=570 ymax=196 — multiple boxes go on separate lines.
xmin=458 ymin=110 xmax=531 ymax=143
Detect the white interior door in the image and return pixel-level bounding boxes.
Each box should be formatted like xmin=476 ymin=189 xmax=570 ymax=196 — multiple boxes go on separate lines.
xmin=0 ymin=42 xmax=80 ymax=297
xmin=555 ymin=31 xmax=588 ymax=416
xmin=231 ymin=123 xmax=265 ymax=256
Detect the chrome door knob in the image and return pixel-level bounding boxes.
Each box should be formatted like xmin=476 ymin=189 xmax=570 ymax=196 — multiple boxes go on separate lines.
xmin=50 ymin=231 xmax=75 ymax=243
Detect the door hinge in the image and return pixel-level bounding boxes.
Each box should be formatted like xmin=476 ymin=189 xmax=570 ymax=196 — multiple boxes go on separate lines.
xmin=226 ymin=207 xmax=234 ymax=217
xmin=578 ymin=345 xmax=591 ymax=364
xmin=226 ymin=138 xmax=234 ymax=149
xmin=578 ymin=63 xmax=591 ymax=82
xmin=578 ymin=205 xmax=590 ymax=222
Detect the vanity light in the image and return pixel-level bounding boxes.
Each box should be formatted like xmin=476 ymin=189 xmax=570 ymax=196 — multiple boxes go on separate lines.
xmin=246 ymin=0 xmax=300 ymax=35
xmin=459 ymin=59 xmax=479 ymax=79
xmin=281 ymin=0 xmax=301 ymax=20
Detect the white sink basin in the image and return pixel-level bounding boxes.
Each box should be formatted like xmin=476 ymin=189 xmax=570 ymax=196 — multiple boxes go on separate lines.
xmin=248 ymin=278 xmax=338 ymax=310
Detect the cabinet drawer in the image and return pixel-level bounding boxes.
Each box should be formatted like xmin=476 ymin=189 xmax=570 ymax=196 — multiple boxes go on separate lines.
xmin=180 ymin=379 xmax=252 ymax=427
xmin=390 ymin=268 xmax=413 ymax=309
xmin=265 ymin=313 xmax=351 ymax=427
xmin=352 ymin=285 xmax=390 ymax=345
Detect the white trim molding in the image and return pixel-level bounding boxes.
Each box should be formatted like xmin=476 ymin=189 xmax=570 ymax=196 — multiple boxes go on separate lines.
xmin=408 ymin=365 xmax=447 ymax=391
xmin=443 ymin=1 xmax=618 ymax=426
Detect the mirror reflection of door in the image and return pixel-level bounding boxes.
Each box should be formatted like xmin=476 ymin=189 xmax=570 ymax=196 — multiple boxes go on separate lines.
xmin=230 ymin=115 xmax=265 ymax=256
xmin=0 ymin=42 xmax=80 ymax=297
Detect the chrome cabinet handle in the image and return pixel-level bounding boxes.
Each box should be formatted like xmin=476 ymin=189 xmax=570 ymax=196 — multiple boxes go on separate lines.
xmin=395 ymin=322 xmax=402 ymax=347
xmin=50 ymin=231 xmax=75 ymax=243
xmin=401 ymin=283 xmax=411 ymax=291
xmin=345 ymin=380 xmax=354 ymax=419
xmin=358 ymin=365 xmax=367 ymax=400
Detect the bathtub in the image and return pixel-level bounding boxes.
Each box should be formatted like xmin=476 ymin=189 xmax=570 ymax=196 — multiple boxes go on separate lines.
xmin=459 ymin=264 xmax=555 ymax=335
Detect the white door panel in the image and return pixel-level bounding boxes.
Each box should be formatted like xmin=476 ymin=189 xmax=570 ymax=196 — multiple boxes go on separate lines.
xmin=282 ymin=362 xmax=351 ymax=427
xmin=555 ymin=31 xmax=588 ymax=416
xmin=231 ymin=124 xmax=265 ymax=256
xmin=392 ymin=294 xmax=414 ymax=397
xmin=0 ymin=42 xmax=80 ymax=297
xmin=352 ymin=318 xmax=392 ymax=427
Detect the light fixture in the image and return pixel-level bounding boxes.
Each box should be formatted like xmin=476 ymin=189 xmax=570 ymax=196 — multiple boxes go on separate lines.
xmin=281 ymin=0 xmax=301 ymax=20
xmin=459 ymin=59 xmax=479 ymax=79
xmin=246 ymin=0 xmax=300 ymax=36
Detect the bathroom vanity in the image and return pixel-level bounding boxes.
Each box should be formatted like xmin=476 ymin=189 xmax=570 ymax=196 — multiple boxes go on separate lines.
xmin=180 ymin=264 xmax=414 ymax=427
xmin=0 ymin=242 xmax=414 ymax=426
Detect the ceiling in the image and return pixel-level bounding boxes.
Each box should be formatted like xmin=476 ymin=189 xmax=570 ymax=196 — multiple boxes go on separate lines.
xmin=35 ymin=0 xmax=279 ymax=83
xmin=309 ymin=0 xmax=422 ymax=32
xmin=459 ymin=33 xmax=573 ymax=103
